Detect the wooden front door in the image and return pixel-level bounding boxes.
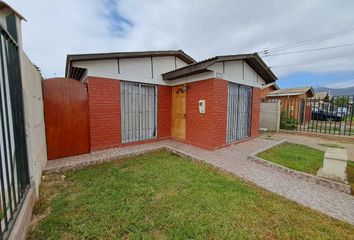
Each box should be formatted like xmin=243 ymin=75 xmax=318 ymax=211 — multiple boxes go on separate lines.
xmin=171 ymin=85 xmax=186 ymax=140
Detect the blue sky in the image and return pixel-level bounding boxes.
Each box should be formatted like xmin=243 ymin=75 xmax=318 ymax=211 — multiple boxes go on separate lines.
xmin=7 ymin=0 xmax=354 ymax=89
xmin=277 ymin=71 xmax=354 ymax=89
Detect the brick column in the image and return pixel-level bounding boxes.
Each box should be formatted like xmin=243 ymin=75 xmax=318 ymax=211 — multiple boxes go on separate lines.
xmin=250 ymin=87 xmax=261 ymax=138
xmin=158 ymin=85 xmax=172 ymax=139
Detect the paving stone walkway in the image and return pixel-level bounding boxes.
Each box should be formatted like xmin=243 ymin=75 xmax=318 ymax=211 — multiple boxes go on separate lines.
xmin=45 ymin=137 xmax=354 ymax=225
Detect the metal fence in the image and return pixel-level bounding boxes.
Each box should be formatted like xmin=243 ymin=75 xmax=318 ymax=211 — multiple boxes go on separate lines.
xmin=226 ymin=83 xmax=252 ymax=143
xmin=263 ymin=96 xmax=354 ymax=136
xmin=0 ymin=25 xmax=30 ymax=239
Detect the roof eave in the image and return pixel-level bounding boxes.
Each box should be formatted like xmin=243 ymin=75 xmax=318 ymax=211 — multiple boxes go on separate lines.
xmin=0 ymin=1 xmax=27 ymax=21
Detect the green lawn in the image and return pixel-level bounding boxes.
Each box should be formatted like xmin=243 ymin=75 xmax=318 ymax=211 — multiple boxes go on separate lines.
xmin=28 ymin=151 xmax=354 ymax=240
xmin=348 ymin=161 xmax=354 ymax=195
xmin=257 ymin=143 xmax=324 ymax=175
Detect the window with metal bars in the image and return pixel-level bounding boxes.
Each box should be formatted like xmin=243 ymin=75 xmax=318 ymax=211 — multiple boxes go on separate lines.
xmin=226 ymin=82 xmax=252 ymax=143
xmin=120 ymin=81 xmax=157 ymax=143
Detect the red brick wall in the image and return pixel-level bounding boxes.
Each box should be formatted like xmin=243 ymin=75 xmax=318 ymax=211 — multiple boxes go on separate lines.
xmin=185 ymin=78 xmax=228 ymax=150
xmin=250 ymin=87 xmax=261 ymax=138
xmin=87 ymin=77 xmax=121 ymax=151
xmin=86 ymin=76 xmax=259 ymax=152
xmin=158 ymin=85 xmax=172 ymax=139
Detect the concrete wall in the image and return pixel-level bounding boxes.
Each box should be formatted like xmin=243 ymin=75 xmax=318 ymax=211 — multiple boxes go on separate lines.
xmin=3 ymin=8 xmax=48 ymax=196
xmin=20 ymin=49 xmax=47 ymax=195
xmin=260 ymin=100 xmax=281 ymax=131
xmin=0 ymin=7 xmax=47 ymax=239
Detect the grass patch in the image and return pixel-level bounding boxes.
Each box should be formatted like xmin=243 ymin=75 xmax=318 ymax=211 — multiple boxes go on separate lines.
xmin=256 ymin=143 xmax=324 ymax=175
xmin=28 ymin=151 xmax=354 ymax=239
xmin=319 ymin=143 xmax=345 ymax=149
xmin=348 ymin=161 xmax=354 ymax=195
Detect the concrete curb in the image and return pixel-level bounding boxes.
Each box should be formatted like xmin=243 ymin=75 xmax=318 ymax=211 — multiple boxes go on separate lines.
xmin=44 ymin=146 xmax=167 ymax=174
xmin=8 ymin=183 xmax=37 ymax=240
xmin=249 ymin=143 xmax=352 ymax=195
xmin=279 ymin=130 xmax=354 ymax=143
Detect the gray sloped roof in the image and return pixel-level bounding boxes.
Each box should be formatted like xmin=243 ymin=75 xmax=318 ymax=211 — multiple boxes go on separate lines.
xmin=267 ymin=86 xmax=315 ymax=97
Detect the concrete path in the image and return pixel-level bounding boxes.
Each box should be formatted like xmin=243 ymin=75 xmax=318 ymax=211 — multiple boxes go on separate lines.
xmin=45 ymin=137 xmax=354 ymax=225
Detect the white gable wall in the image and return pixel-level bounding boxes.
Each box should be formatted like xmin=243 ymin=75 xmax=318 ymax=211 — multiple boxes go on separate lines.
xmin=207 ymin=60 xmax=266 ymax=88
xmin=72 ymin=56 xmax=190 ymax=85
xmin=72 ymin=58 xmax=267 ymax=87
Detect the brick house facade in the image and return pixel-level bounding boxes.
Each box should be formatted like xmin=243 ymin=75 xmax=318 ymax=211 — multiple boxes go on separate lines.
xmin=62 ymin=51 xmax=277 ymax=154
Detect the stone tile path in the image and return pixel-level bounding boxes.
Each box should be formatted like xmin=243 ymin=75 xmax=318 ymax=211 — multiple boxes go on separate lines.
xmin=45 ymin=137 xmax=354 ymax=225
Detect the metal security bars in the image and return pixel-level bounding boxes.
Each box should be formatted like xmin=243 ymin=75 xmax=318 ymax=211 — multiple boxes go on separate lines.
xmin=226 ymin=83 xmax=252 ymax=143
xmin=120 ymin=81 xmax=157 ymax=143
xmin=0 ymin=25 xmax=30 ymax=239
xmin=263 ymin=96 xmax=354 ymax=136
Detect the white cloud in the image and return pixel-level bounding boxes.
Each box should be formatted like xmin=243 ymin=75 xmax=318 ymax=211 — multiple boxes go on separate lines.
xmin=323 ymin=79 xmax=354 ymax=88
xmin=6 ymin=0 xmax=354 ymax=79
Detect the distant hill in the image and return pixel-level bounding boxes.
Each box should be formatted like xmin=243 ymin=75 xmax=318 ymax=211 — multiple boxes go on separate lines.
xmin=314 ymin=87 xmax=354 ymax=97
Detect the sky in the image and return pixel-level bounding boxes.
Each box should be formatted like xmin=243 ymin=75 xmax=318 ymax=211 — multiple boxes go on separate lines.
xmin=7 ymin=0 xmax=354 ymax=89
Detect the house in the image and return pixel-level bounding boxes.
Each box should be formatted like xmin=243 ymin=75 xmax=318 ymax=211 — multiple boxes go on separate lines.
xmin=265 ymin=86 xmax=315 ymax=123
xmin=51 ymin=51 xmax=277 ymax=155
xmin=261 ymin=82 xmax=279 ymax=99
xmin=313 ymin=91 xmax=330 ymax=102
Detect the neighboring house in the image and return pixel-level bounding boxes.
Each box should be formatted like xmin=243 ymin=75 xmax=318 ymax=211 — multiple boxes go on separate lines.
xmin=265 ymin=86 xmax=315 ymax=123
xmin=313 ymin=91 xmax=330 ymax=101
xmin=310 ymin=91 xmax=331 ymax=109
xmin=55 ymin=51 xmax=276 ymax=154
xmin=261 ymin=82 xmax=279 ymax=99
xmin=0 ymin=1 xmax=47 ymax=239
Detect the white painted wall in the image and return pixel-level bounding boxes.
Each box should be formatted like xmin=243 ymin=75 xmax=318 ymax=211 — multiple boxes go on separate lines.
xmin=73 ymin=57 xmax=266 ymax=88
xmin=120 ymin=57 xmax=151 ymax=78
xmin=207 ymin=60 xmax=265 ymax=88
xmin=73 ymin=55 xmax=192 ymax=86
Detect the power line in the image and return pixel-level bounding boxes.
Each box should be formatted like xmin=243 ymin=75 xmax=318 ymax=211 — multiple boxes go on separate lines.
xmin=261 ymin=42 xmax=354 ymax=57
xmin=270 ymin=53 xmax=354 ymax=69
xmin=259 ymin=28 xmax=354 ymax=54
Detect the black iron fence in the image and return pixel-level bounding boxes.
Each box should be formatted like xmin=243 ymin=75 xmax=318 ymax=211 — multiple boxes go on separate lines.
xmin=262 ymin=96 xmax=354 ymax=136
xmin=0 ymin=25 xmax=30 ymax=239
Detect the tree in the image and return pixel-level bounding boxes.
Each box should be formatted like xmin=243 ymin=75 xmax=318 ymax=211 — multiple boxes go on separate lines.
xmin=334 ymin=96 xmax=349 ymax=106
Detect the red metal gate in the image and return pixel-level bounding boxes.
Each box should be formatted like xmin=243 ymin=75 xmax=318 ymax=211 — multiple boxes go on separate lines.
xmin=43 ymin=78 xmax=90 ymax=160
